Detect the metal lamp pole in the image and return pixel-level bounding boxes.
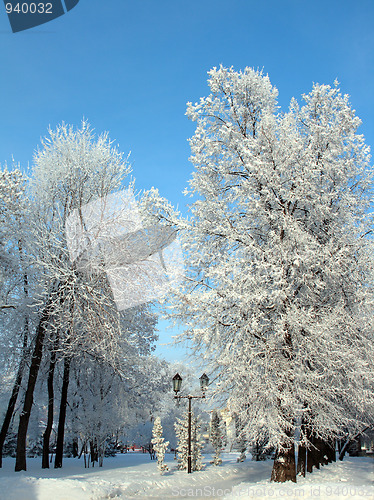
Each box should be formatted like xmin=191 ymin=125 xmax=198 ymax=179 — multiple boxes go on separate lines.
xmin=173 ymin=373 xmax=209 ymax=473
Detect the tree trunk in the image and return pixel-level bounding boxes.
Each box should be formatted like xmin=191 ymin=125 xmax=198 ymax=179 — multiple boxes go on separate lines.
xmin=337 ymin=438 xmax=343 ymax=454
xmin=90 ymin=439 xmax=98 ymax=466
xmin=327 ymin=439 xmax=336 ymax=462
xmin=338 ymin=438 xmax=350 ymax=461
xmin=297 ymin=417 xmax=306 ymax=477
xmin=0 ymin=294 xmax=29 ymax=468
xmin=338 ymin=430 xmax=368 ymax=461
xmin=99 ymin=450 xmax=104 ymax=467
xmin=83 ymin=443 xmax=88 ymax=468
xmin=320 ymin=438 xmax=335 ymax=464
xmin=54 ymin=355 xmax=71 ymax=468
xmin=42 ymin=347 xmax=57 ymax=468
xmin=271 ymin=328 xmax=296 ymax=483
xmin=271 ymin=439 xmax=296 ymax=483
xmin=14 ymin=281 xmax=61 ymax=472
xmin=15 ymin=309 xmax=50 ymax=471
xmin=0 ymin=349 xmax=27 ymax=468
xmin=297 ymin=442 xmax=306 ymax=477
xmin=316 ymin=436 xmax=328 ymax=466
xmin=306 ymin=432 xmax=320 ymax=473
xmin=72 ymin=438 xmax=78 ymax=458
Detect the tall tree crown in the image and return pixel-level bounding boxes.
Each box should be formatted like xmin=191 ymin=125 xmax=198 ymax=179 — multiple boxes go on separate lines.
xmin=30 ymin=121 xmax=131 ymax=221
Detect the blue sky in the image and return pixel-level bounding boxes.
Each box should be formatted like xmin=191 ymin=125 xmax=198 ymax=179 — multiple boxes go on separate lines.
xmin=1 ymin=0 xmax=373 ymax=362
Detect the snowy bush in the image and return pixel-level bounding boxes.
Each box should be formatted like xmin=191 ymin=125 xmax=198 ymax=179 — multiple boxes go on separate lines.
xmin=209 ymin=410 xmax=223 ymax=465
xmin=151 ymin=417 xmax=169 ymax=474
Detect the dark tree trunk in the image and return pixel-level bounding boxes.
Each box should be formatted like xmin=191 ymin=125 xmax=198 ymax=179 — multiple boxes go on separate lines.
xmin=306 ymin=432 xmax=321 ymax=473
xmin=297 ymin=417 xmax=306 ymax=477
xmin=14 ymin=281 xmax=61 ymax=472
xmin=0 ymin=294 xmax=29 ymax=468
xmin=0 ymin=350 xmax=27 ymax=468
xmin=83 ymin=443 xmax=88 ymax=468
xmin=42 ymin=347 xmax=57 ymax=468
xmin=271 ymin=438 xmax=296 ymax=483
xmin=297 ymin=442 xmax=306 ymax=477
xmin=54 ymin=355 xmax=71 ymax=469
xmin=15 ymin=309 xmax=50 ymax=472
xmin=356 ymin=436 xmax=362 ymax=455
xmin=271 ymin=327 xmax=296 ymax=483
xmin=316 ymin=436 xmax=328 ymax=466
xmin=72 ymin=438 xmax=78 ymax=458
xmin=328 ymin=439 xmax=336 ymax=462
xmin=320 ymin=438 xmax=335 ymax=464
xmin=90 ymin=439 xmax=98 ymax=466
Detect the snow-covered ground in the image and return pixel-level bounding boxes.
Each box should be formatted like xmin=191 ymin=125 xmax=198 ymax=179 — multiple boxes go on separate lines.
xmin=0 ymin=452 xmax=373 ymax=500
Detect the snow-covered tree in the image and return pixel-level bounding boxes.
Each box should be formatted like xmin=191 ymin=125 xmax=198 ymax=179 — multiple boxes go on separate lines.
xmin=161 ymin=66 xmax=374 ymax=483
xmin=13 ymin=121 xmax=134 ymax=471
xmin=209 ymin=410 xmax=223 ymax=465
xmin=68 ymin=357 xmax=127 ymax=467
xmin=234 ymin=415 xmax=247 ymax=463
xmin=72 ymin=349 xmax=169 ymax=463
xmin=0 ymin=165 xmax=33 ymax=468
xmin=9 ymin=120 xmax=176 ymax=471
xmin=0 ymin=166 xmax=26 ymax=293
xmin=151 ymin=417 xmax=169 ymax=473
xmin=174 ymin=413 xmax=189 ymax=471
xmin=174 ymin=410 xmax=203 ymax=471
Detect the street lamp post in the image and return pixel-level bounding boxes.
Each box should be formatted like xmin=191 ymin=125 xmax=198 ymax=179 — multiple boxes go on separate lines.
xmin=172 ymin=373 xmax=209 ymax=473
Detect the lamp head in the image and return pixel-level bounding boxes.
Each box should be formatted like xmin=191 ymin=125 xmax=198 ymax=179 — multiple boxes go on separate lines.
xmin=199 ymin=373 xmax=209 ymax=392
xmin=172 ymin=373 xmax=182 ymax=394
